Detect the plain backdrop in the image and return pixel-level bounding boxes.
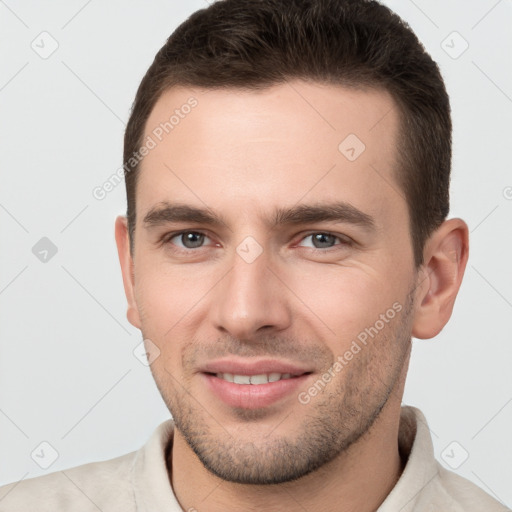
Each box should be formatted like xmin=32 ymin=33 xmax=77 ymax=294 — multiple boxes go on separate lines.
xmin=0 ymin=0 xmax=511 ymax=506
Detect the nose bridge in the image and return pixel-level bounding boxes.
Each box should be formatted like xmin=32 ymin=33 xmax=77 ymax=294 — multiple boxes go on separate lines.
xmin=210 ymin=244 xmax=291 ymax=337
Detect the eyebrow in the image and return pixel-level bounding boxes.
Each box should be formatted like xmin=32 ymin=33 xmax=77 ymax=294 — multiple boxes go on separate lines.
xmin=142 ymin=201 xmax=376 ymax=232
xmin=143 ymin=203 xmax=221 ymax=227
xmin=271 ymin=203 xmax=375 ymax=231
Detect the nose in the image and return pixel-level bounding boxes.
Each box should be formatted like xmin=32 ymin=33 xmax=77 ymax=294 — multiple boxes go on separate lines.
xmin=209 ymin=247 xmax=292 ymax=340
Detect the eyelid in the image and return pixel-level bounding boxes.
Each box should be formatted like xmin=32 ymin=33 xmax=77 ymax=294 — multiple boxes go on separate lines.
xmin=161 ymin=229 xmax=217 ymax=249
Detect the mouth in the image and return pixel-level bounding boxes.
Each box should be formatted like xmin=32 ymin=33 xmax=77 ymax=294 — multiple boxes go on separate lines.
xmin=200 ymin=361 xmax=314 ymax=409
xmin=212 ymin=371 xmax=307 ymax=384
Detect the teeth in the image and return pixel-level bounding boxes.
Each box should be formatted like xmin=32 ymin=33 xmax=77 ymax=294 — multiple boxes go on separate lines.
xmin=216 ymin=372 xmax=297 ymax=384
xmin=248 ymin=374 xmax=268 ymax=385
xmin=233 ymin=374 xmax=251 ymax=384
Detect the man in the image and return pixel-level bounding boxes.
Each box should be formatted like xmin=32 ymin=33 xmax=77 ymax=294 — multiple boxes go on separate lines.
xmin=0 ymin=0 xmax=508 ymax=510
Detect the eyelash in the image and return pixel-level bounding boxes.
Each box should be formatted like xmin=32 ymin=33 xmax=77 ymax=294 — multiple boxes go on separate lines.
xmin=296 ymin=232 xmax=353 ymax=251
xmin=162 ymin=231 xmax=216 ymax=252
xmin=161 ymin=230 xmax=353 ymax=253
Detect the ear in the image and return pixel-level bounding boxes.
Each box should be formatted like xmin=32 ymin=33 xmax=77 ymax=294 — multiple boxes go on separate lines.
xmin=115 ymin=215 xmax=141 ymax=329
xmin=412 ymin=218 xmax=469 ymax=339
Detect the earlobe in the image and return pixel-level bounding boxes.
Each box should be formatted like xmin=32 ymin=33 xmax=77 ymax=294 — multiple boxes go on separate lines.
xmin=114 ymin=215 xmax=141 ymax=329
xmin=412 ymin=218 xmax=469 ymax=339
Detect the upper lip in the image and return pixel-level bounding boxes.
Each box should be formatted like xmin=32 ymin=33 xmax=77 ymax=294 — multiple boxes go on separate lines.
xmin=200 ymin=358 xmax=313 ymax=376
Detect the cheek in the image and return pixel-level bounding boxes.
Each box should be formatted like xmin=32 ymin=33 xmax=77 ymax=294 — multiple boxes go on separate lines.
xmin=134 ymin=262 xmax=209 ymax=338
xmin=286 ymin=263 xmax=406 ymax=345
xmin=135 ymin=267 xmax=205 ymax=383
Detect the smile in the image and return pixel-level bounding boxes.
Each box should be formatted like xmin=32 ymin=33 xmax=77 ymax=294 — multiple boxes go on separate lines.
xmin=215 ymin=372 xmax=301 ymax=384
xmin=203 ymin=371 xmax=313 ymax=409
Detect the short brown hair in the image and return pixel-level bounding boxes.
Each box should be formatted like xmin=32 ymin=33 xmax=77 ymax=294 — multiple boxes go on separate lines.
xmin=123 ymin=0 xmax=451 ymax=266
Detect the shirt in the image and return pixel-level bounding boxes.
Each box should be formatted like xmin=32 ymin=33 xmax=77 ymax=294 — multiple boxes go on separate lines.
xmin=0 ymin=406 xmax=509 ymax=511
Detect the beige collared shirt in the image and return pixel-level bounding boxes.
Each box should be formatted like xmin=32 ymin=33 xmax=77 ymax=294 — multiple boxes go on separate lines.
xmin=0 ymin=406 xmax=508 ymax=511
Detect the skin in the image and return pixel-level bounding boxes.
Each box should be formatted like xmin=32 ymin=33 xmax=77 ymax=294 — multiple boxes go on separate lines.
xmin=115 ymin=81 xmax=469 ymax=512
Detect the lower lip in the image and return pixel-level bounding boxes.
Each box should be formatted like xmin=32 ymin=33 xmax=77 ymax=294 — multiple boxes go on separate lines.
xmin=203 ymin=373 xmax=312 ymax=409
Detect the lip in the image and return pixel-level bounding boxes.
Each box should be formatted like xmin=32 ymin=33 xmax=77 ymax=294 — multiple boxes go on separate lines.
xmin=203 ymin=373 xmax=312 ymax=409
xmin=200 ymin=358 xmax=314 ymax=409
xmin=200 ymin=358 xmax=313 ymax=376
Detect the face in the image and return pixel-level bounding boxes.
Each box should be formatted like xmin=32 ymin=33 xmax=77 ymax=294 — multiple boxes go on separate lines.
xmin=122 ymin=81 xmax=420 ymax=484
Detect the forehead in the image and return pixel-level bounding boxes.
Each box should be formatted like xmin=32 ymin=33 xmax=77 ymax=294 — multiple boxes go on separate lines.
xmin=137 ymin=81 xmax=404 ymax=228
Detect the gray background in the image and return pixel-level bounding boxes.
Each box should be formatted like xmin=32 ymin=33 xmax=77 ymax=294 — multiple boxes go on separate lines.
xmin=0 ymin=0 xmax=511 ymax=507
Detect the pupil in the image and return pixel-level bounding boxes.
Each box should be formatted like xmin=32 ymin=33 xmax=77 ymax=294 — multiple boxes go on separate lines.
xmin=313 ymin=233 xmax=335 ymax=248
xmin=183 ymin=232 xmax=204 ymax=248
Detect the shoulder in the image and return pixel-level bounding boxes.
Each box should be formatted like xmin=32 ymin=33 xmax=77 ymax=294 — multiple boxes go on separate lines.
xmin=382 ymin=407 xmax=510 ymax=512
xmin=435 ymin=463 xmax=510 ymax=511
xmin=0 ymin=450 xmax=137 ymax=512
xmin=414 ymin=462 xmax=511 ymax=512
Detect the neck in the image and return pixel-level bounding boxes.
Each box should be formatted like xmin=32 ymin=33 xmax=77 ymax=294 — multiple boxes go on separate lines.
xmin=169 ymin=395 xmax=405 ymax=512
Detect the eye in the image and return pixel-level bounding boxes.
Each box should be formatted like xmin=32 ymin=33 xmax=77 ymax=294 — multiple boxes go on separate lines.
xmin=297 ymin=232 xmax=348 ymax=249
xmin=167 ymin=231 xmax=211 ymax=249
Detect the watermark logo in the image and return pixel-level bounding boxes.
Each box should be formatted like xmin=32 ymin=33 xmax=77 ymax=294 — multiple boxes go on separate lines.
xmin=32 ymin=237 xmax=58 ymax=263
xmin=31 ymin=441 xmax=59 ymax=469
xmin=31 ymin=31 xmax=59 ymax=59
xmin=298 ymin=301 xmax=403 ymax=404
xmin=133 ymin=339 xmax=161 ymax=366
xmin=236 ymin=236 xmax=264 ymax=264
xmin=338 ymin=133 xmax=366 ymax=162
xmin=441 ymin=441 xmax=469 ymax=469
xmin=441 ymin=31 xmax=469 ymax=60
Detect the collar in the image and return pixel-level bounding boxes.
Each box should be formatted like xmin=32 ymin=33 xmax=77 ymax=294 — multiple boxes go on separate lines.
xmin=377 ymin=406 xmax=440 ymax=511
